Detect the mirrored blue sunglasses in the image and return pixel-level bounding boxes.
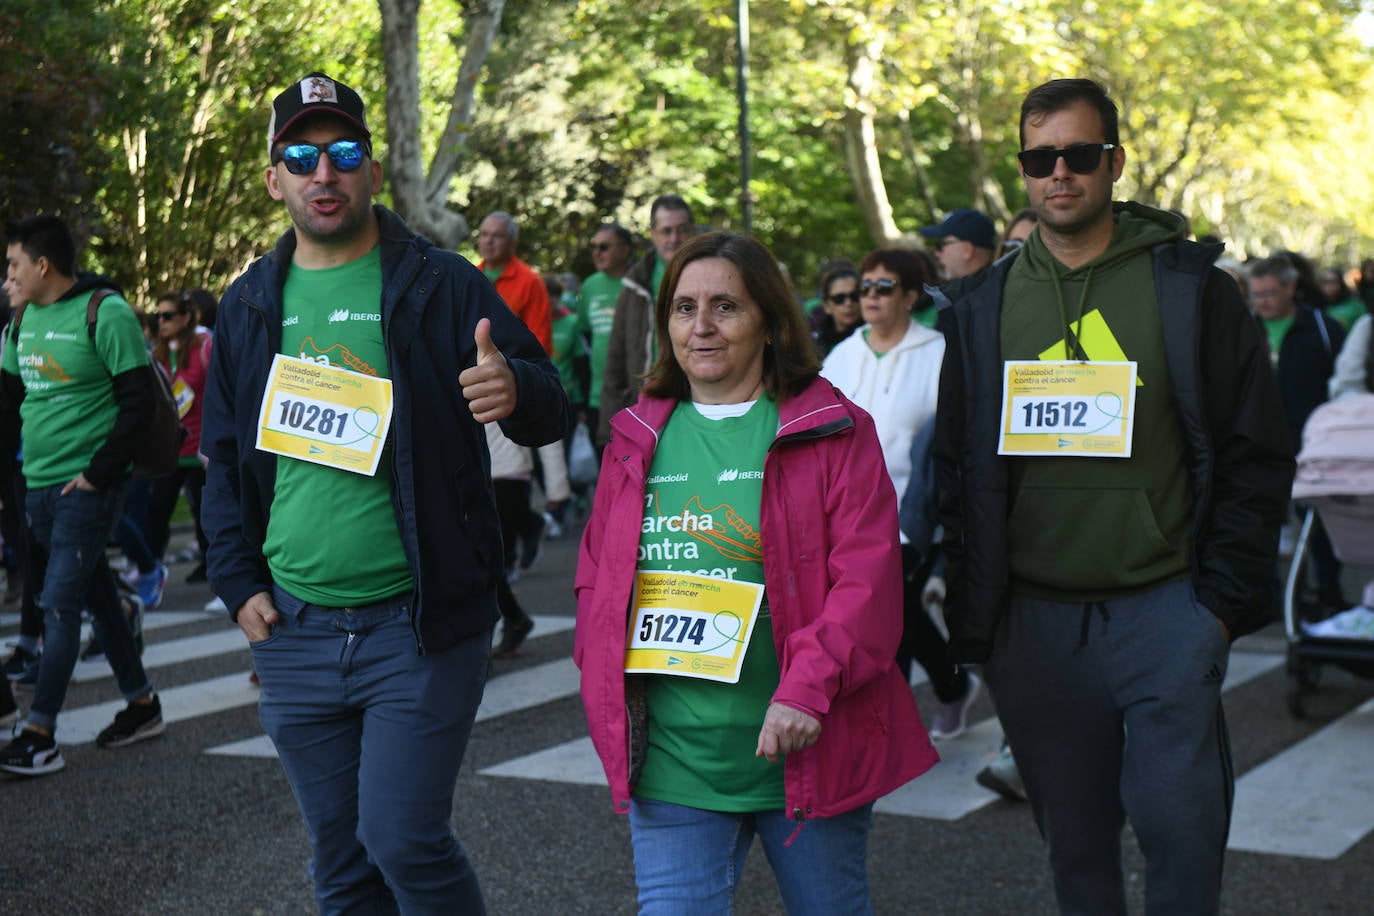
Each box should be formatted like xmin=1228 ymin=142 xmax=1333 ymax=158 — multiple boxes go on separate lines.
xmin=276 ymin=139 xmax=368 ymax=175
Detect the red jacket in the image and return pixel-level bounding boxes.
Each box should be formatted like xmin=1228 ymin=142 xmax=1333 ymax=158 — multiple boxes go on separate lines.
xmin=480 ymin=255 xmax=551 ymax=354
xmin=575 ymin=376 xmax=937 ymax=819
xmin=159 ymin=331 xmax=212 ymax=459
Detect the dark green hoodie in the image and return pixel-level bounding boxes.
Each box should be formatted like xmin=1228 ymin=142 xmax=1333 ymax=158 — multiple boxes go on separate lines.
xmin=999 ymin=203 xmax=1193 ymax=600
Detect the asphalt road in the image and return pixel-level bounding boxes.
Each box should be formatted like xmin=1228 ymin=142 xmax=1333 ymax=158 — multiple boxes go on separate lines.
xmin=3 ymin=518 xmax=1373 ymax=916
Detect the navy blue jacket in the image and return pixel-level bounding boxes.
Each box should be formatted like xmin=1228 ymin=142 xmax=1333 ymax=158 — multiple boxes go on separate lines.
xmin=932 ymin=239 xmax=1294 ymax=663
xmin=201 ymin=206 xmax=570 ymax=653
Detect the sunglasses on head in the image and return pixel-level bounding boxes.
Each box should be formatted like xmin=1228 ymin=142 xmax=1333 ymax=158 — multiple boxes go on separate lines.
xmin=860 ymin=278 xmax=899 ymax=297
xmin=276 ymin=139 xmax=368 ymax=175
xmin=1017 ymin=143 xmax=1115 ymax=179
xmin=828 ymin=290 xmax=861 ymax=305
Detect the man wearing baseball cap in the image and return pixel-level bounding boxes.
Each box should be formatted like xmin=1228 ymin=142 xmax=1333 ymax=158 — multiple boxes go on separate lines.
xmin=920 ymin=207 xmax=997 ymax=281
xmin=202 ymin=72 xmax=569 ymax=914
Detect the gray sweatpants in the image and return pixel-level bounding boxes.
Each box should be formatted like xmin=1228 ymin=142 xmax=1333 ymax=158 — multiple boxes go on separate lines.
xmin=984 ymin=578 xmax=1232 ymax=916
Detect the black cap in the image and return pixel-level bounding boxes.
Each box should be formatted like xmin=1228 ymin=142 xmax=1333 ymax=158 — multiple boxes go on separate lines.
xmin=918 ymin=208 xmax=997 ymax=250
xmin=267 ymin=73 xmax=370 ymax=159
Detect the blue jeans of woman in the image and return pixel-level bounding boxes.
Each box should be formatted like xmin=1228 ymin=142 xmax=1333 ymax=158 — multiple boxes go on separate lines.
xmin=253 ymin=584 xmax=491 ymax=915
xmin=25 ymin=482 xmax=153 ymax=731
xmin=628 ymin=797 xmax=874 ymax=915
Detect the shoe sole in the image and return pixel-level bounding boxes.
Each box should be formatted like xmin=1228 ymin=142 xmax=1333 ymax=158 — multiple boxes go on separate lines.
xmin=975 ymin=767 xmax=1028 ymax=802
xmin=0 ymin=753 xmax=65 ymax=776
xmin=97 ymin=718 xmax=166 ymax=749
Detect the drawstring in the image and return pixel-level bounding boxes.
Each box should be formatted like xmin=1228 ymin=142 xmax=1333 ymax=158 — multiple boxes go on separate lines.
xmin=1052 ymin=265 xmax=1095 ymax=361
xmin=1077 ymin=601 xmax=1110 ymax=649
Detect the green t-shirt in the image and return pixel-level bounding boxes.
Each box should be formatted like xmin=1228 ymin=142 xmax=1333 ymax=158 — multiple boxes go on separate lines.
xmin=550 ymin=308 xmax=585 ymax=405
xmin=1 ymin=290 xmax=149 ymax=488
xmin=262 ymin=249 xmax=414 ymax=605
xmin=635 ymin=397 xmax=785 ymax=813
xmin=1327 ymin=298 xmax=1365 ymax=332
xmin=1264 ymin=314 xmax=1296 ymax=367
xmin=576 ymin=271 xmax=624 ymax=410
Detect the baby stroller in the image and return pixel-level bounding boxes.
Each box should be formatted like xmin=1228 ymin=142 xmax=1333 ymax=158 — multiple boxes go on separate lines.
xmin=1284 ymin=393 xmax=1374 ymax=717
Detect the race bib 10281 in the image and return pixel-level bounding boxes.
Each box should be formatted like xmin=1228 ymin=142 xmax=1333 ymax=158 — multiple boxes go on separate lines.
xmin=255 ymin=354 xmax=393 ymax=476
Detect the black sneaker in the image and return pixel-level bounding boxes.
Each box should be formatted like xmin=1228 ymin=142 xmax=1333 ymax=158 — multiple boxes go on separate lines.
xmin=95 ymin=694 xmax=165 ymax=749
xmin=0 ymin=728 xmax=64 ymax=776
xmin=79 ymin=634 xmax=106 ymax=663
xmin=3 ymin=645 xmax=39 ymax=680
xmin=494 ymin=614 xmax=535 ymax=659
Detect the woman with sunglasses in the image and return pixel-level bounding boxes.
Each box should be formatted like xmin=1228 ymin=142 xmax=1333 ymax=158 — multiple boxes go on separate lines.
xmin=812 ymin=263 xmax=862 ymax=358
xmin=998 ymin=208 xmax=1038 ymax=259
xmin=821 ymin=249 xmax=982 ymax=740
xmin=143 ymin=291 xmax=213 ymax=582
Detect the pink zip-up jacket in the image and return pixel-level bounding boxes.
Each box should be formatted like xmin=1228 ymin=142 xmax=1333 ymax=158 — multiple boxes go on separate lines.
xmin=575 ymin=375 xmax=937 ymax=820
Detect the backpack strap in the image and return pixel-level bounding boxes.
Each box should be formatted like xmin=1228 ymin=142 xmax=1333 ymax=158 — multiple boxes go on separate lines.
xmin=8 ymin=302 xmax=26 ymax=344
xmin=86 ymin=288 xmax=116 ymax=339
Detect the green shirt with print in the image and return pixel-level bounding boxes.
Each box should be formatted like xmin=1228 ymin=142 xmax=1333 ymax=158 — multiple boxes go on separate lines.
xmin=634 ymin=397 xmax=784 ymax=813
xmin=262 ymin=249 xmax=414 ymax=606
xmin=1 ymin=290 xmax=149 ymax=489
xmin=550 ymin=307 xmax=585 ymax=406
xmin=575 ymin=271 xmax=624 ymax=410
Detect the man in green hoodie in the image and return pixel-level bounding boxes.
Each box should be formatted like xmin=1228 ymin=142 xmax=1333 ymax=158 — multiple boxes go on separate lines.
xmin=932 ymin=79 xmax=1293 ymax=915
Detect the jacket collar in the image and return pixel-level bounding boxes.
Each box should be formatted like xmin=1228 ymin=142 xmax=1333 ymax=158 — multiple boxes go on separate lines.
xmin=612 ymin=375 xmax=851 ymax=452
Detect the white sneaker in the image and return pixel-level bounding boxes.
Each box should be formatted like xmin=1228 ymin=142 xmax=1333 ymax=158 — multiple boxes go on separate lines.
xmin=928 ymin=671 xmax=982 ymax=740
xmin=1302 ymin=605 xmax=1374 ymax=640
xmin=204 ymin=596 xmax=228 ymax=614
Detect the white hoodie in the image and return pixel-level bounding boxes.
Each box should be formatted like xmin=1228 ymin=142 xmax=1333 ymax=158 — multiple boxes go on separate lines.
xmin=821 ymin=318 xmax=945 ymax=533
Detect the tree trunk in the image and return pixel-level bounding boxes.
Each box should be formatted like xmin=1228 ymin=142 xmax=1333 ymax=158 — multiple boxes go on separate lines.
xmin=378 ymin=0 xmax=504 ymax=248
xmin=843 ymin=35 xmax=902 ymax=246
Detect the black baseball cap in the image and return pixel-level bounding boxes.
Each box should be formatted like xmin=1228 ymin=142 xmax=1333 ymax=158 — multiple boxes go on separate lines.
xmin=918 ymin=208 xmax=997 ymax=251
xmin=267 ymin=73 xmax=371 ymax=159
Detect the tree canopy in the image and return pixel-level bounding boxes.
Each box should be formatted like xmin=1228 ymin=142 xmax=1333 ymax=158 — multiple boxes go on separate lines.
xmin=5 ymin=0 xmax=1373 ymax=309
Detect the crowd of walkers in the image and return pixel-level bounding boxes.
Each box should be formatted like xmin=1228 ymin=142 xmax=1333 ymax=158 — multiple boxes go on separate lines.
xmin=4 ymin=71 xmax=1373 ymax=916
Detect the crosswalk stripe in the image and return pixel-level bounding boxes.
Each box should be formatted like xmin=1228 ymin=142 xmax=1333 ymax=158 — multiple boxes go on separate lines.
xmin=479 ymin=736 xmax=607 ymax=786
xmin=3 ymin=609 xmax=205 ymax=633
xmin=73 ymin=629 xmax=247 ymax=683
xmin=1228 ymin=694 xmax=1374 ymax=859
xmin=201 ymin=618 xmax=580 ymax=760
xmin=207 ymin=657 xmax=585 ymax=761
xmin=57 ymin=672 xmax=261 ymax=746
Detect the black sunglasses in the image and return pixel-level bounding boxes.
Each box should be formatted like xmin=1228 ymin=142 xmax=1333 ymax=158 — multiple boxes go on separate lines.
xmin=860 ymin=278 xmax=899 ymax=297
xmin=275 ymin=139 xmax=368 ymax=176
xmin=828 ymin=291 xmax=861 ymax=305
xmin=1017 ymin=143 xmax=1115 ymax=179
xmin=155 ymin=311 xmax=182 ymax=322
xmin=590 ymin=242 xmax=614 ymax=252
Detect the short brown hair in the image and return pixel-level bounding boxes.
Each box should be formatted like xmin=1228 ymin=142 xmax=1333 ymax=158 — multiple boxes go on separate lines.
xmin=642 ymin=232 xmax=819 ymax=402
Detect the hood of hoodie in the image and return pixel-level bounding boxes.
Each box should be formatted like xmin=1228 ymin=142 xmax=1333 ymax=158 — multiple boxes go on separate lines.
xmin=1018 ymin=201 xmax=1184 ymax=282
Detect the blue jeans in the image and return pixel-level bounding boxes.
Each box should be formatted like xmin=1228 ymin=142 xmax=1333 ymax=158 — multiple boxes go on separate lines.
xmin=253 ymin=584 xmax=491 ymax=916
xmin=26 ymin=482 xmax=153 ymax=731
xmin=628 ymin=797 xmax=874 ymax=915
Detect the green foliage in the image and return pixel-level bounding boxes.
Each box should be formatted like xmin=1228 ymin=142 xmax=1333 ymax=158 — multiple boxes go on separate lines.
xmin=0 ymin=0 xmax=123 ymax=239
xmin=12 ymin=0 xmax=1374 ymax=303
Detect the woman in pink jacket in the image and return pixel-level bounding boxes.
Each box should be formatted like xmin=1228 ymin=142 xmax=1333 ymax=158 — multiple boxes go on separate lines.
xmin=575 ymin=232 xmax=936 ymax=914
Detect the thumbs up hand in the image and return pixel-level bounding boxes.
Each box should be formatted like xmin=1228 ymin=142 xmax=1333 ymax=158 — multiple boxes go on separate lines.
xmin=461 ymin=317 xmax=518 ymax=423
